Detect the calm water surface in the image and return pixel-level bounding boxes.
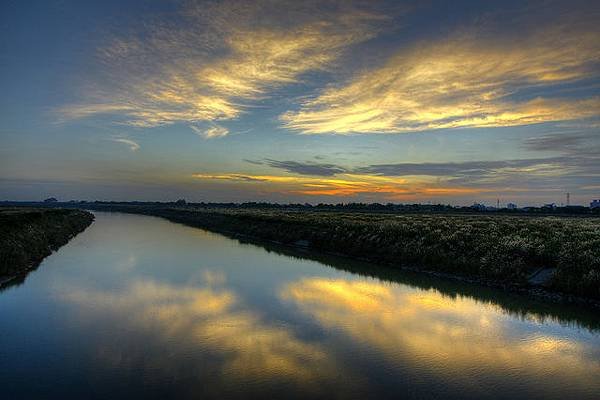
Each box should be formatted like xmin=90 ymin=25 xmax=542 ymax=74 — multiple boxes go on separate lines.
xmin=1 ymin=212 xmax=599 ymax=399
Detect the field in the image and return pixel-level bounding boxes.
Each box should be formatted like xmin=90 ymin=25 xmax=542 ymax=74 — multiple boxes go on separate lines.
xmin=0 ymin=208 xmax=94 ymax=279
xmin=90 ymin=205 xmax=600 ymax=300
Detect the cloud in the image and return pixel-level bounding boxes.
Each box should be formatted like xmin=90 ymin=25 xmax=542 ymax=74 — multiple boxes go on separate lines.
xmin=193 ymin=144 xmax=600 ymax=200
xmin=254 ymin=156 xmax=584 ymax=182
xmin=191 ymin=172 xmax=487 ymax=199
xmin=357 ymin=155 xmax=599 ymax=191
xmin=367 ymin=140 xmax=600 ymax=193
xmin=356 ymin=158 xmax=570 ymax=178
xmin=192 ymin=173 xmax=278 ymax=182
xmin=263 ymin=159 xmax=348 ymax=176
xmin=191 ymin=124 xmax=229 ymax=139
xmin=110 ymin=138 xmax=140 ymax=151
xmin=60 ymin=0 xmax=387 ymax=128
xmin=256 ymin=158 xmax=549 ymax=179
xmin=524 ymin=132 xmax=595 ymax=152
xmin=243 ymin=159 xmax=264 ymax=166
xmin=515 ymin=131 xmax=600 ymax=192
xmin=281 ymin=12 xmax=600 ymax=134
xmin=524 ymin=131 xmax=600 ymax=157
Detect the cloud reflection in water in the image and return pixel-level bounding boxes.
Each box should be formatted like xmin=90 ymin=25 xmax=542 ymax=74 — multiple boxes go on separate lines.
xmin=281 ymin=277 xmax=600 ymax=396
xmin=59 ymin=272 xmax=359 ymax=395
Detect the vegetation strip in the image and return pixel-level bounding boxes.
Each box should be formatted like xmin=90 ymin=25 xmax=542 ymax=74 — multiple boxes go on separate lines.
xmin=84 ymin=205 xmax=600 ymax=303
xmin=0 ymin=208 xmax=94 ymax=282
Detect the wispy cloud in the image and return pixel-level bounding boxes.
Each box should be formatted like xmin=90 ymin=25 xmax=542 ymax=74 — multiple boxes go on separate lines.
xmin=254 ymin=157 xmax=584 ymax=182
xmin=197 ymin=141 xmax=600 ymax=200
xmin=192 ymin=172 xmax=487 ymax=199
xmin=356 ymin=159 xmax=570 ymax=178
xmin=523 ymin=131 xmax=600 ymax=157
xmin=524 ymin=132 xmax=594 ymax=152
xmin=259 ymin=159 xmax=348 ymax=176
xmin=282 ymin=11 xmax=600 ymax=134
xmin=110 ymin=138 xmax=140 ymax=151
xmin=191 ymin=124 xmax=229 ymax=139
xmin=60 ymin=0 xmax=388 ymax=128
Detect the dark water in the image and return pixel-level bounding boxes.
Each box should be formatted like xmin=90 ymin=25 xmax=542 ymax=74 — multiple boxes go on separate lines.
xmin=1 ymin=212 xmax=599 ymax=399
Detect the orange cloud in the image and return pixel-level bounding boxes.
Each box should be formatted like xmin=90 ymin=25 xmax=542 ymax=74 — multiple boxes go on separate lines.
xmin=421 ymin=187 xmax=483 ymax=195
xmin=191 ymin=172 xmax=489 ymax=199
xmin=282 ymin=22 xmax=600 ymax=134
xmin=60 ymin=0 xmax=385 ymax=128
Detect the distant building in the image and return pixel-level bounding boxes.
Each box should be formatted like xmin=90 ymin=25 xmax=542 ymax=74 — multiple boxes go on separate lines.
xmin=471 ymin=203 xmax=486 ymax=211
xmin=591 ymin=200 xmax=600 ymax=209
xmin=43 ymin=197 xmax=58 ymax=203
xmin=507 ymin=203 xmax=518 ymax=210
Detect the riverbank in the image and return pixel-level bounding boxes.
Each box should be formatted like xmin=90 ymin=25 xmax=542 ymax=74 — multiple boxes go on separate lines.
xmin=0 ymin=208 xmax=94 ymax=284
xmin=81 ymin=205 xmax=600 ymax=305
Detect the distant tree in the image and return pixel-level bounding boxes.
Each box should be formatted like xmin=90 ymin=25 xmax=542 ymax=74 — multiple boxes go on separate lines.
xmin=175 ymin=199 xmax=187 ymax=205
xmin=44 ymin=197 xmax=58 ymax=203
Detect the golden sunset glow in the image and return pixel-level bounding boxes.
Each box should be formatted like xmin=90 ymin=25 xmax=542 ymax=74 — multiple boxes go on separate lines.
xmin=60 ymin=275 xmax=348 ymax=388
xmin=3 ymin=2 xmax=600 ymax=399
xmin=190 ymin=171 xmax=560 ymax=200
xmin=281 ymin=278 xmax=600 ymax=388
xmin=59 ymin=1 xmax=382 ymax=129
xmin=3 ymin=0 xmax=600 ymax=204
xmin=282 ymin=26 xmax=600 ymax=134
xmin=191 ymin=172 xmax=491 ymax=199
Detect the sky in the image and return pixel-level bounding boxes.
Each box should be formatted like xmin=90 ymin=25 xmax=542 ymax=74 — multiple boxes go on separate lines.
xmin=1 ymin=0 xmax=599 ymax=206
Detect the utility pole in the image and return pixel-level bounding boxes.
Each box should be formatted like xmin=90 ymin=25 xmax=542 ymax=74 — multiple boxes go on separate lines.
xmin=566 ymin=192 xmax=570 ymax=206
xmin=497 ymin=198 xmax=500 ymax=209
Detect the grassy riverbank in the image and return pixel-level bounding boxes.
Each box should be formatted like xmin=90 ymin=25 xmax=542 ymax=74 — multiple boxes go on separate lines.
xmin=0 ymin=208 xmax=94 ymax=279
xmin=89 ymin=205 xmax=600 ymax=300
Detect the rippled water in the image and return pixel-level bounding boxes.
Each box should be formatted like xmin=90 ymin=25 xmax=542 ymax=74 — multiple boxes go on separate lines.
xmin=1 ymin=212 xmax=599 ymax=399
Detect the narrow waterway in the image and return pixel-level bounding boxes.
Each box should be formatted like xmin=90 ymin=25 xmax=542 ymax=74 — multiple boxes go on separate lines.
xmin=1 ymin=212 xmax=599 ymax=399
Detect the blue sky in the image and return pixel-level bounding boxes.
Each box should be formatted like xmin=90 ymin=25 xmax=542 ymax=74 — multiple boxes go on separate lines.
xmin=1 ymin=0 xmax=599 ymax=205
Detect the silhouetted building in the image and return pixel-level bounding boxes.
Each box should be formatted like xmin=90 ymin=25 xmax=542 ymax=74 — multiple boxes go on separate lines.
xmin=507 ymin=203 xmax=517 ymax=210
xmin=471 ymin=203 xmax=486 ymax=211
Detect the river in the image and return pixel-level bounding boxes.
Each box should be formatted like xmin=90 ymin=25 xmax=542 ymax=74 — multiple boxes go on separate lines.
xmin=1 ymin=212 xmax=599 ymax=399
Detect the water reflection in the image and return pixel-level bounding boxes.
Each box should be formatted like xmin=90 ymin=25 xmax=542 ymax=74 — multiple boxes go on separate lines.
xmin=1 ymin=212 xmax=599 ymax=399
xmin=59 ymin=270 xmax=355 ymax=395
xmin=281 ymin=277 xmax=600 ymax=398
xmin=242 ymin=238 xmax=600 ymax=333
